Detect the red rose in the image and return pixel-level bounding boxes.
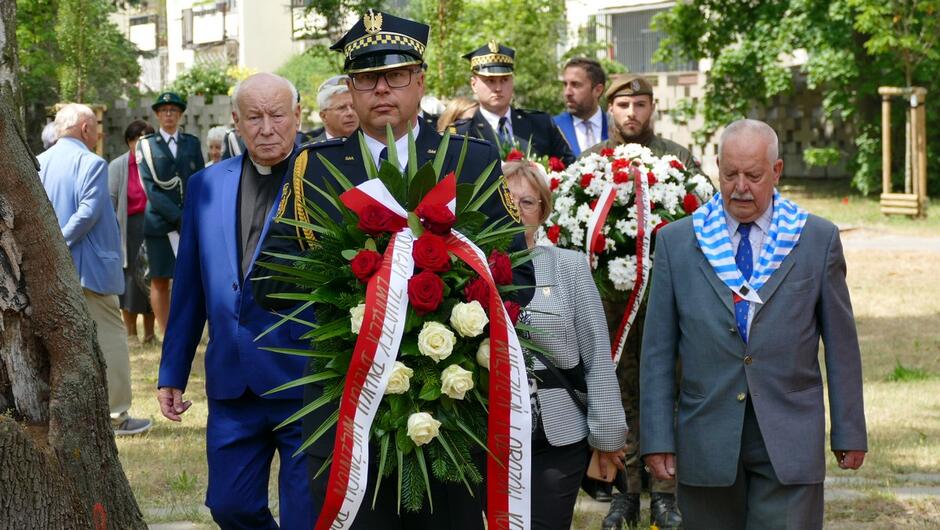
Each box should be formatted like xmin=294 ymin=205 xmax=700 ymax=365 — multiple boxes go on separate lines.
xmin=580 ymin=173 xmax=594 ymax=188
xmin=350 ymin=249 xmax=383 ymax=282
xmin=647 ymin=171 xmax=657 ymax=186
xmin=653 ymin=219 xmax=669 ymax=234
xmin=682 ymin=193 xmax=700 ymax=214
xmin=549 ymin=178 xmax=560 ymax=191
xmin=546 ymin=225 xmax=561 ymax=244
xmin=358 ymin=205 xmax=406 ymax=235
xmin=600 ymin=148 xmax=614 ymax=157
xmin=669 ymin=159 xmax=685 ymax=171
xmin=592 ymin=235 xmax=606 ymax=254
xmin=613 ymin=171 xmax=629 ymax=184
xmin=415 ymin=203 xmax=456 ymax=235
xmin=408 ymin=271 xmax=445 ymax=315
xmin=488 ymin=250 xmax=513 ymax=285
xmin=504 ymin=300 xmax=521 ymax=325
xmin=548 ymin=156 xmax=566 ymax=172
xmin=464 ymin=276 xmax=491 ymax=307
xmin=506 ymin=149 xmax=524 ymax=161
xmin=611 ymin=158 xmax=629 ymax=171
xmin=413 ymin=233 xmax=451 ymax=272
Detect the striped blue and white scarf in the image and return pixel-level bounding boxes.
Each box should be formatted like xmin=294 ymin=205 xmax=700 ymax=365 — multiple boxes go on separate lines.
xmin=692 ymin=190 xmax=808 ymax=304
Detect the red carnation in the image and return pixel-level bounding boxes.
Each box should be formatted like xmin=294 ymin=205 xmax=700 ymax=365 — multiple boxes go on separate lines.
xmin=580 ymin=173 xmax=594 ymax=188
xmin=415 ymin=202 xmax=456 ymax=235
xmin=647 ymin=171 xmax=657 ymax=186
xmin=350 ymin=249 xmax=383 ymax=282
xmin=506 ymin=149 xmax=524 ymax=161
xmin=613 ymin=171 xmax=629 ymax=184
xmin=650 ymin=201 xmax=657 ymax=212
xmin=549 ymin=178 xmax=560 ymax=191
xmin=682 ymin=193 xmax=700 ymax=214
xmin=488 ymin=250 xmax=513 ymax=285
xmin=408 ymin=271 xmax=445 ymax=315
xmin=669 ymin=159 xmax=685 ymax=171
xmin=548 ymin=156 xmax=566 ymax=172
xmin=464 ymin=276 xmax=490 ymax=307
xmin=611 ymin=158 xmax=629 ymax=171
xmin=589 ymin=199 xmax=598 ymax=210
xmin=600 ymin=148 xmax=614 ymax=157
xmin=546 ymin=225 xmax=561 ymax=244
xmin=358 ymin=205 xmax=406 ymax=235
xmin=413 ymin=233 xmax=451 ymax=272
xmin=504 ymin=300 xmax=521 ymax=325
xmin=592 ymin=235 xmax=606 ymax=254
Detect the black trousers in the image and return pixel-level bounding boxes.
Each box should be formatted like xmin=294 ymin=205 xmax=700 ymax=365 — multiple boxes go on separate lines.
xmin=531 ymin=436 xmax=591 ymax=530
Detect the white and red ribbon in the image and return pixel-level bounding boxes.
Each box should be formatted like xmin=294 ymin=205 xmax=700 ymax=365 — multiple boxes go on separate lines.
xmin=585 ymin=183 xmax=617 ymax=262
xmin=315 ymin=175 xmax=531 ymax=530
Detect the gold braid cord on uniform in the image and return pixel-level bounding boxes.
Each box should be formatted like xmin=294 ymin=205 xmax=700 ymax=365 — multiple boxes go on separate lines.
xmin=498 ymin=178 xmax=521 ymax=223
xmin=292 ymin=150 xmax=317 ymax=250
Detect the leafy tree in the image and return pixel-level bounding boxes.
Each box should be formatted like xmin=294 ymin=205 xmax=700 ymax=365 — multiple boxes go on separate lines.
xmin=276 ymin=51 xmax=338 ymax=116
xmin=297 ymin=0 xmax=385 ymax=71
xmin=652 ymin=0 xmax=940 ymax=194
xmin=167 ymin=62 xmax=235 ymax=103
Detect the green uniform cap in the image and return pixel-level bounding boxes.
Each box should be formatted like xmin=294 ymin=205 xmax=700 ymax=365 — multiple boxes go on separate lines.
xmin=606 ymin=74 xmax=654 ymax=100
xmin=152 ymin=91 xmax=187 ymax=112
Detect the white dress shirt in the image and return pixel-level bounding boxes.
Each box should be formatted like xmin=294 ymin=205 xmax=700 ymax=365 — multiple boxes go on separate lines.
xmin=160 ymin=128 xmax=179 ymax=158
xmin=726 ymin=203 xmax=773 ymax=336
xmin=363 ymin=120 xmax=422 ymax=170
xmin=573 ymin=107 xmax=603 ymax=151
xmin=479 ymin=106 xmax=513 ymax=138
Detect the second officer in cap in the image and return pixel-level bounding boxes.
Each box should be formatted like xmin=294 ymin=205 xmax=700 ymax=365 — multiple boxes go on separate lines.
xmin=137 ymin=91 xmax=204 ymax=338
xmin=456 ymin=42 xmax=575 ymax=165
xmin=253 ymin=11 xmax=534 ymax=530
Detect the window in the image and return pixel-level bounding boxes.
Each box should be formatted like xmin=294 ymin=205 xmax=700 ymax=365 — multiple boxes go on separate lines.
xmin=609 ymin=8 xmax=696 ymax=73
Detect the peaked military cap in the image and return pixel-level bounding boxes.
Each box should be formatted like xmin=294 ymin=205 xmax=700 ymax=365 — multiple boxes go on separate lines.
xmin=463 ymin=41 xmax=515 ymax=76
xmin=606 ymin=74 xmax=654 ymax=99
xmin=152 ymin=91 xmax=187 ymax=112
xmin=330 ymin=10 xmax=429 ymax=74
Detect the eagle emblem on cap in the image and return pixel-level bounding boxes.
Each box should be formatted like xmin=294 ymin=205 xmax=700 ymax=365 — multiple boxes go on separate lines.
xmin=631 ymin=79 xmax=641 ymax=91
xmin=364 ymin=9 xmax=382 ymax=34
xmin=162 ymin=94 xmax=170 ymax=101
xmin=488 ymin=40 xmax=499 ymax=53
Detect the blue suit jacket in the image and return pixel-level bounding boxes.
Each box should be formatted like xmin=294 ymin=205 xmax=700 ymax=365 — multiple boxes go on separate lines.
xmin=553 ymin=110 xmax=609 ymax=156
xmin=157 ymin=155 xmax=312 ymax=400
xmin=38 ymin=137 xmax=124 ymax=295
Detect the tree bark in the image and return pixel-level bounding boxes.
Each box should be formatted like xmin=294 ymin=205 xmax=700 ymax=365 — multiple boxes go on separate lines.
xmin=0 ymin=4 xmax=146 ymax=528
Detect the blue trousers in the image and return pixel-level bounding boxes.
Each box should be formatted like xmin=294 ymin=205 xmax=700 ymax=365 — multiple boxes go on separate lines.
xmin=206 ymin=392 xmax=317 ymax=529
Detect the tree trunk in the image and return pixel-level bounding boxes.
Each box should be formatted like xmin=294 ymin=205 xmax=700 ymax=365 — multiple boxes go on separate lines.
xmin=0 ymin=4 xmax=146 ymax=529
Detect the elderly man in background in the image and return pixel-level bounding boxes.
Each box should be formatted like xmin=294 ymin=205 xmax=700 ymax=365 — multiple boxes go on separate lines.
xmin=641 ymin=119 xmax=867 ymax=530
xmin=157 ymin=73 xmax=316 ymax=528
xmin=39 ymin=104 xmax=152 ymax=436
xmin=311 ymin=74 xmax=358 ymax=142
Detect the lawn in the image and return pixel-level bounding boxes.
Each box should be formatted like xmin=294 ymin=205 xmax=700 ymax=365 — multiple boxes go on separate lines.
xmin=116 ymin=180 xmax=940 ymax=528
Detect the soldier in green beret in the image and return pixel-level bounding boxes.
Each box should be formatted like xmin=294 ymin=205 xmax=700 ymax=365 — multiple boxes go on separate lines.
xmin=136 ymin=91 xmax=204 ymax=337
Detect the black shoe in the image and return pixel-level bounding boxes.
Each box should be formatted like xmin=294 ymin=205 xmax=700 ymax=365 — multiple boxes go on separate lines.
xmin=583 ymin=477 xmax=614 ymax=502
xmin=649 ymin=492 xmax=682 ymax=529
xmin=602 ymin=493 xmax=639 ymax=529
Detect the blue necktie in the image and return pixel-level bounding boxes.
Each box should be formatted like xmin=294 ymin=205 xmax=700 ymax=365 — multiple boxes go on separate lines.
xmin=497 ymin=117 xmax=511 ymax=144
xmin=735 ymin=223 xmax=753 ymax=343
xmin=379 ymin=147 xmax=389 ymax=163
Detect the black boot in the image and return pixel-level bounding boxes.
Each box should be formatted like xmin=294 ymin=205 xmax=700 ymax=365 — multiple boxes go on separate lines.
xmin=649 ymin=492 xmax=682 ymax=529
xmin=602 ymin=493 xmax=639 ymax=529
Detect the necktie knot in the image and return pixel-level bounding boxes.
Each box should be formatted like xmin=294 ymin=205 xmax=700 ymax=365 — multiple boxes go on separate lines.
xmin=737 ymin=222 xmax=752 ymax=238
xmin=168 ymin=136 xmax=176 ymax=144
xmin=379 ymin=147 xmax=389 ymax=162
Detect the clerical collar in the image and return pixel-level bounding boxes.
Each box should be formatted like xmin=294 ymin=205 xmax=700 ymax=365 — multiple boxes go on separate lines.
xmin=248 ymin=154 xmax=291 ymax=176
xmin=364 ymin=120 xmax=421 ymax=170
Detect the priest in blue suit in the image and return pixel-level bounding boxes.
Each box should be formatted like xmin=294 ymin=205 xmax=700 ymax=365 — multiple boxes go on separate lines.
xmin=553 ymin=57 xmax=609 ymax=156
xmin=157 ymin=73 xmax=316 ymax=529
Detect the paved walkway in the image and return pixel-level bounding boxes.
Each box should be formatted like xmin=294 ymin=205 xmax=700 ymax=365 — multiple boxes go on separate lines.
xmin=839 ymin=226 xmax=940 ymax=252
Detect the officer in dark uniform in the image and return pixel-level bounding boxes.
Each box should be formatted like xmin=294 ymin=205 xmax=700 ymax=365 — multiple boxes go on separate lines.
xmin=137 ymin=91 xmax=204 ymax=335
xmin=455 ymin=42 xmax=575 ymax=165
xmin=583 ymin=74 xmax=694 ymax=530
xmin=252 ymin=10 xmax=534 ymax=530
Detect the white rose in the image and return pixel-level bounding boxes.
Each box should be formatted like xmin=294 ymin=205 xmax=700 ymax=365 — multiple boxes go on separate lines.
xmin=440 ymin=364 xmax=475 ymax=400
xmin=450 ymin=301 xmax=488 ymax=338
xmin=407 ymin=412 xmax=441 ymax=446
xmin=385 ymin=361 xmax=414 ymax=395
xmin=417 ymin=321 xmax=456 ymax=362
xmin=476 ymin=339 xmax=490 ymax=369
xmin=350 ymin=303 xmax=366 ymax=334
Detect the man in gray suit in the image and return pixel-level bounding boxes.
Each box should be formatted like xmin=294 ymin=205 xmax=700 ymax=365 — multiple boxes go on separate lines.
xmin=640 ymin=119 xmax=867 ymax=529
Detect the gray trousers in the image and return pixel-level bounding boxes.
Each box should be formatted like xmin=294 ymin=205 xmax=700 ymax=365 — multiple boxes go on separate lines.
xmin=677 ymin=399 xmax=824 ymax=530
xmin=84 ymin=289 xmax=132 ymax=419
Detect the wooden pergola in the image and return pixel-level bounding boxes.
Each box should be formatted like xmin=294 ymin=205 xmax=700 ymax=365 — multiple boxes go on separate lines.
xmin=879 ymin=86 xmax=928 ymax=218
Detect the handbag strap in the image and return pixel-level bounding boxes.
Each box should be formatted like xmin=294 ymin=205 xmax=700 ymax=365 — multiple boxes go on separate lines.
xmin=531 ymin=349 xmax=588 ymax=414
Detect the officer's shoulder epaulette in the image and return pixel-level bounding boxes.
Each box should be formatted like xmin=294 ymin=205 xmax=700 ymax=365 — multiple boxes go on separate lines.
xmin=445 ymin=130 xmax=488 ymax=145
xmin=299 ymin=136 xmax=346 ymax=153
xmin=180 ymin=131 xmax=200 ymax=141
xmin=515 ymin=107 xmax=551 ymax=118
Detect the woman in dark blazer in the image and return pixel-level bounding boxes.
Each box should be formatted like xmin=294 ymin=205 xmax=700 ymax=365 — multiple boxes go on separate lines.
xmin=503 ymin=160 xmax=627 ymax=530
xmin=108 ymin=120 xmax=156 ymax=344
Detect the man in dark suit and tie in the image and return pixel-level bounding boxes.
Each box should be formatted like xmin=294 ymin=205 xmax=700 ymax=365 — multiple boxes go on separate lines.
xmin=156 ymin=73 xmax=316 ymax=528
xmin=640 ymin=119 xmax=868 ymax=529
xmin=553 ymin=57 xmax=608 ymax=156
xmin=455 ymin=41 xmax=575 ymax=165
